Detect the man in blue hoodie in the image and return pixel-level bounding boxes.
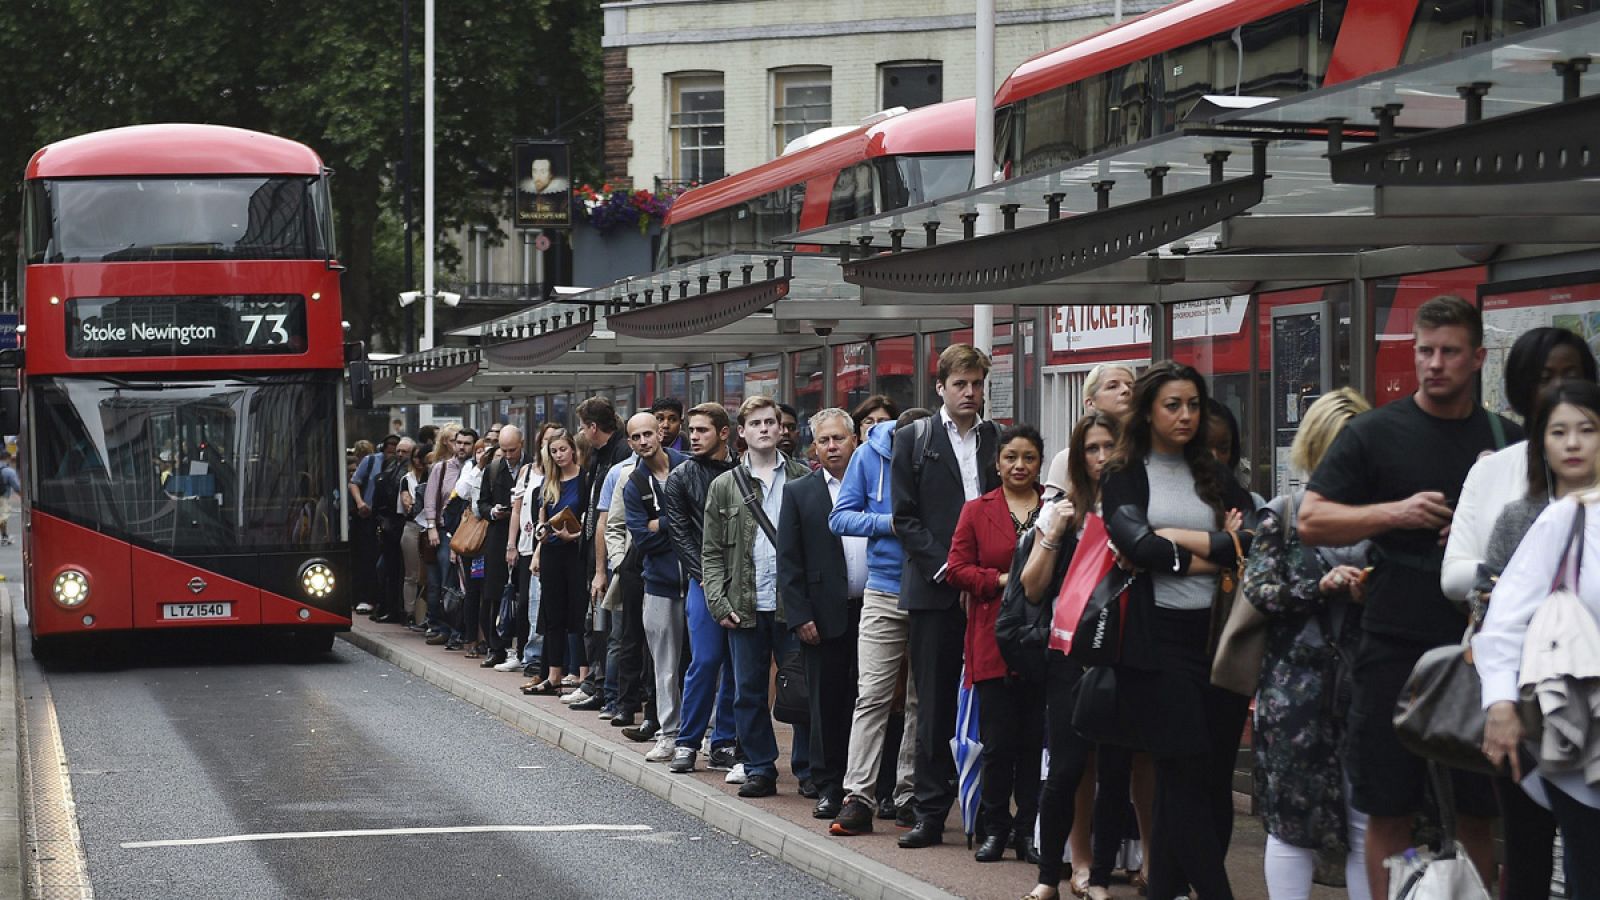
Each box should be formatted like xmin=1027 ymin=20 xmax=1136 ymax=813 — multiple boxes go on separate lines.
xmin=621 ymin=411 xmax=690 ymax=766
xmin=824 ymin=409 xmax=930 ymax=836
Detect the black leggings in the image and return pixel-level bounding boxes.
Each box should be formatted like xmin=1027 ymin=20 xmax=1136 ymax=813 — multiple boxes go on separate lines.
xmin=460 ymin=559 xmax=484 ymax=647
xmin=1036 ymin=655 xmax=1093 ymax=887
xmin=1089 ymin=743 xmax=1137 ymax=887
xmin=1147 ymin=684 xmax=1248 ymax=900
xmin=537 ymin=540 xmax=586 ymax=671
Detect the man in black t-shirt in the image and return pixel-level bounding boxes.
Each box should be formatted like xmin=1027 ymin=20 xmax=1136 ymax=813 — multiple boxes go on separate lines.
xmin=1301 ymin=295 xmax=1519 ymax=897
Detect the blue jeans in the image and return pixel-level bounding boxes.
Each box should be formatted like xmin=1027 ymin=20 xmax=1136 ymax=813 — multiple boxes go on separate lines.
xmin=426 ymin=539 xmax=455 ymax=637
xmin=676 ymin=579 xmax=737 ymax=751
xmin=520 ymin=566 xmax=543 ymax=665
xmin=726 ymin=610 xmax=798 ymax=781
xmin=604 ymin=585 xmax=624 ymax=707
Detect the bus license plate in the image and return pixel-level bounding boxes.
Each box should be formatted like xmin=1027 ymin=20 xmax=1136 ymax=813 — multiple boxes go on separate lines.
xmin=162 ymin=602 xmax=232 ymax=620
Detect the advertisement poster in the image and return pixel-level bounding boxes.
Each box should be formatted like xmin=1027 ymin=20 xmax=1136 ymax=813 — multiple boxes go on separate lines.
xmin=1481 ymin=278 xmax=1600 ymax=420
xmin=1270 ymin=306 xmax=1327 ymax=497
xmin=513 ymin=140 xmax=572 ymax=229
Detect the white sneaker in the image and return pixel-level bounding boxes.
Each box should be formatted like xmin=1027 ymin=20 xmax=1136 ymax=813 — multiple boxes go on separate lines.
xmin=561 ymin=689 xmax=592 ymax=706
xmin=493 ymin=657 xmax=522 ymax=672
xmin=644 ymin=738 xmax=675 ymax=762
xmin=354 ymin=603 xmax=373 ymax=614
xmin=724 ymin=762 xmax=747 ymax=784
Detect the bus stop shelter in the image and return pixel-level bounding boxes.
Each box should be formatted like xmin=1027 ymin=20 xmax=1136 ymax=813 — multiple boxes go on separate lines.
xmin=370 ymin=12 xmax=1600 ymax=476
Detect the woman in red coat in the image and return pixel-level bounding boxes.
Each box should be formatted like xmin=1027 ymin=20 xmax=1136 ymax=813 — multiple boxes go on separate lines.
xmin=948 ymin=423 xmax=1045 ymax=863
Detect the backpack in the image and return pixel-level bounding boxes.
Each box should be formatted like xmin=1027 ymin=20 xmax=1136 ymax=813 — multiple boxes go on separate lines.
xmin=995 ymin=524 xmax=1071 ymax=684
xmin=371 ymin=458 xmax=403 ymax=515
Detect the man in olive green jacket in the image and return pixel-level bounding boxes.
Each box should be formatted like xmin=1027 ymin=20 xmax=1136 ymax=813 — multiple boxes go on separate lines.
xmin=701 ymin=395 xmax=812 ymax=799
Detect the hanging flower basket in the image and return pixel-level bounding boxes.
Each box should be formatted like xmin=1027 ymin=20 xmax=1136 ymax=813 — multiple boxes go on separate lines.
xmin=574 ymin=183 xmax=689 ymax=235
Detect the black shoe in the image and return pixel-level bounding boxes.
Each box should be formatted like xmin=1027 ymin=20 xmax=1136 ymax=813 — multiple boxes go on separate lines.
xmin=522 ymin=661 xmax=543 ymax=678
xmin=569 ymin=693 xmax=605 ymax=711
xmin=829 ymin=797 xmax=874 ymax=835
xmin=608 ymin=711 xmax=636 ymax=728
xmin=895 ymin=804 xmax=917 ymax=829
xmin=707 ymin=745 xmax=739 ymax=771
xmin=897 ymin=821 xmax=944 ymax=849
xmin=479 ymin=653 xmax=507 ymax=668
xmin=738 ymin=774 xmax=777 ymax=798
xmin=974 ymin=829 xmax=1011 ymax=862
xmin=425 ymin=632 xmax=450 ymax=645
xmin=621 ymin=720 xmax=658 ymax=743
xmin=876 ymin=797 xmax=897 ymax=820
xmin=444 ymin=641 xmax=463 ymax=651
xmin=798 ymin=778 xmax=819 ymax=799
xmin=1014 ymin=833 xmax=1040 ymax=865
xmin=812 ymin=796 xmax=842 ymax=819
xmin=372 ymin=613 xmax=404 ymax=624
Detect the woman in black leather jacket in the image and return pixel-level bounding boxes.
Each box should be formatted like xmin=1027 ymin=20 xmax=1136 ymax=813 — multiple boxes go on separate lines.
xmin=1099 ymin=361 xmax=1253 ymax=900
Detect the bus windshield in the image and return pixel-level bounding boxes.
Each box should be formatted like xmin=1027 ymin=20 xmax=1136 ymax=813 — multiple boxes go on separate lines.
xmin=878 ymin=154 xmax=973 ymax=209
xmin=30 ymin=372 xmax=343 ymax=554
xmin=25 ymin=176 xmax=329 ymax=264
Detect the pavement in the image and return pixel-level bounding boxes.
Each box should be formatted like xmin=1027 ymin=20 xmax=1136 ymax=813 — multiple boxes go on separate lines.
xmin=345 ymin=616 xmax=1343 ymax=900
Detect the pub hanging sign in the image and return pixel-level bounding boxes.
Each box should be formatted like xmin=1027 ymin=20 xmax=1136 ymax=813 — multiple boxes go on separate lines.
xmin=513 ymin=140 xmax=572 ymax=229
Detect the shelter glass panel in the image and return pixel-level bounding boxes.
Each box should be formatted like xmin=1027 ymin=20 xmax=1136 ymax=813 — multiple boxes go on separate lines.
xmin=745 ymin=355 xmax=781 ymax=403
xmin=792 ymin=349 xmax=825 ymax=422
xmin=877 ymin=336 xmax=918 ymax=416
xmin=722 ymin=360 xmax=748 ymax=413
xmin=1370 ymin=267 xmax=1487 ymax=408
xmin=834 ymin=342 xmax=871 ymax=415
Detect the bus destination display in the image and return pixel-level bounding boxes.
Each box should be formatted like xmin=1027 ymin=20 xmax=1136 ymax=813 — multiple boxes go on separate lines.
xmin=67 ymin=295 xmax=308 ymax=358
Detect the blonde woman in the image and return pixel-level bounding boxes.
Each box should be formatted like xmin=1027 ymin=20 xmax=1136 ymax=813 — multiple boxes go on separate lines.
xmin=1245 ymin=388 xmax=1374 ymax=900
xmin=524 ymin=430 xmax=588 ymax=694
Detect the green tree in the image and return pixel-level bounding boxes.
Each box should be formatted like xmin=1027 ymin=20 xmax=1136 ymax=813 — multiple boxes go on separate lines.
xmin=0 ymin=0 xmax=603 ymax=350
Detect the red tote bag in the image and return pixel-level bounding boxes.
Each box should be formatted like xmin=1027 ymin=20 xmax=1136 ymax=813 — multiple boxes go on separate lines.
xmin=1048 ymin=512 xmax=1133 ymax=664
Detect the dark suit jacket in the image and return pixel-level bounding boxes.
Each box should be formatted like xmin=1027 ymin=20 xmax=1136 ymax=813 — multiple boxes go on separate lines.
xmin=892 ymin=415 xmax=999 ymax=611
xmin=476 ymin=452 xmax=524 ymax=557
xmin=777 ymin=469 xmax=853 ymax=642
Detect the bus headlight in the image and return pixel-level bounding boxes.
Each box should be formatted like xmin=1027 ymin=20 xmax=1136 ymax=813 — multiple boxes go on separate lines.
xmin=299 ymin=560 xmax=335 ymax=600
xmin=52 ymin=570 xmax=90 ymax=608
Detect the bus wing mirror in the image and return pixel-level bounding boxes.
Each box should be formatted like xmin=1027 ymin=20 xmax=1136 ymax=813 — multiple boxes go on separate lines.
xmin=343 ymin=340 xmax=366 ymax=364
xmin=348 ymin=360 xmax=374 ymax=411
xmin=0 ymin=386 xmax=19 ymax=436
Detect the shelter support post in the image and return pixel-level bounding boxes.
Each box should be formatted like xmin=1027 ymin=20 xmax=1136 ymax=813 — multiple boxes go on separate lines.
xmin=1350 ymin=278 xmax=1376 ymax=403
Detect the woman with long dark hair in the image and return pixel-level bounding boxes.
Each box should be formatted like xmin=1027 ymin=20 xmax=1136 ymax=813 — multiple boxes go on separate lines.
xmin=1479 ymin=380 xmax=1600 ymax=898
xmin=1021 ymin=412 xmax=1124 ymax=900
xmin=1445 ymin=326 xmax=1596 ymax=899
xmin=1099 ymin=361 xmax=1253 ymax=900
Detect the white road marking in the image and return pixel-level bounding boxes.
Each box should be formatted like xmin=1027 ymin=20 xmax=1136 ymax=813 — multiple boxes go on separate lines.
xmin=122 ymin=824 xmax=651 ymax=849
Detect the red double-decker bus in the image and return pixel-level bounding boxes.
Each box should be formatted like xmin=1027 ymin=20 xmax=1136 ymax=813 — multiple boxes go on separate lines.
xmin=10 ymin=124 xmax=352 ymax=658
xmin=659 ymin=98 xmax=976 ymax=267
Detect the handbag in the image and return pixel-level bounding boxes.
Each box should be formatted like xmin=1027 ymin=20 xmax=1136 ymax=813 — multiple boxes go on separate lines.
xmin=450 ymin=507 xmax=488 ymax=556
xmin=1393 ymin=501 xmax=1586 ymax=776
xmin=1070 ymin=664 xmax=1143 ymax=748
xmin=1384 ymin=764 xmax=1493 ymax=900
xmin=441 ymin=565 xmax=466 ymax=615
xmin=1048 ymin=513 xmax=1133 ymax=665
xmin=995 ymin=530 xmax=1060 ymax=684
xmin=773 ymin=649 xmax=809 ymax=725
xmin=1391 ymin=622 xmax=1496 ymax=775
xmin=1212 ymin=497 xmax=1305 ymax=696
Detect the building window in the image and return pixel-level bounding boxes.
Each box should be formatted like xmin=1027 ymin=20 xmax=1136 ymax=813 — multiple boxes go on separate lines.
xmin=773 ymin=68 xmax=832 ymax=152
xmin=669 ymin=73 xmax=725 ymax=184
xmin=881 ymin=61 xmax=942 ymax=110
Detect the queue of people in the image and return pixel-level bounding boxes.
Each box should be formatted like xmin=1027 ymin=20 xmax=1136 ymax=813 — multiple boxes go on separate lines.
xmin=349 ymin=294 xmax=1600 ymax=900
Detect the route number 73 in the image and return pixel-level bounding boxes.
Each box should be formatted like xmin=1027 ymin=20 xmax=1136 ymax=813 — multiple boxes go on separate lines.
xmin=240 ymin=314 xmax=290 ymax=345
